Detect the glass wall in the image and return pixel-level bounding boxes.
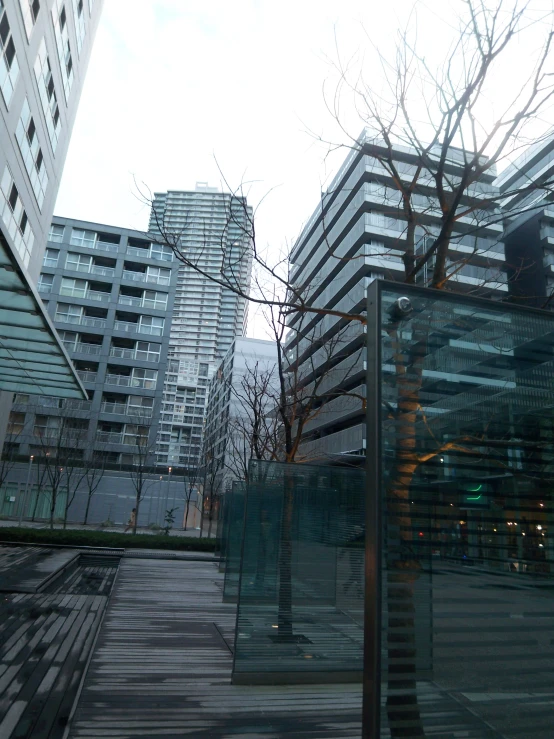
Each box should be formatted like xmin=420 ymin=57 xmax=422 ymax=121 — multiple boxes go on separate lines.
xmin=367 ymin=281 xmax=554 ymax=739
xmin=232 ymin=460 xmax=365 ymax=683
xmin=222 ymin=481 xmax=247 ymax=598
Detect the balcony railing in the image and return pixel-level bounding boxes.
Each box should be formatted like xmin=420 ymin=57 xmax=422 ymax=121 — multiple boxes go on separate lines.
xmin=105 ymin=373 xmax=157 ymax=389
xmin=126 ymin=245 xmax=173 ymax=262
xmin=67 ymin=342 xmax=102 ymax=355
xmin=118 ymin=294 xmax=168 ymax=310
xmin=100 ymin=401 xmax=153 ymax=417
xmin=60 ymin=286 xmax=111 ymax=301
xmin=55 ymin=314 xmax=107 ymax=329
xmin=118 ymin=295 xmax=142 ymax=307
xmin=109 ymin=346 xmax=160 ymax=362
xmin=122 ymin=270 xmax=170 ymax=285
xmin=87 ymin=289 xmax=111 ymax=302
xmin=64 ymin=398 xmax=92 ymax=411
xmin=81 ymin=316 xmax=107 ymax=328
xmin=70 ymin=237 xmax=119 ymax=253
xmin=113 ymin=320 xmax=140 ymax=334
xmin=114 ymin=320 xmax=164 ymax=336
xmin=68 ymin=262 xmax=116 ymax=277
xmin=96 ymin=431 xmax=124 ymax=444
xmin=76 ymin=370 xmax=98 ymax=382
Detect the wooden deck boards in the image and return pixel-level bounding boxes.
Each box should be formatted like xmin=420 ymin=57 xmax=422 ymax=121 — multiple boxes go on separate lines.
xmin=0 ymin=546 xmax=80 ymax=593
xmin=68 ymin=560 xmax=363 ymax=739
xmin=0 ymin=547 xmax=119 ymax=739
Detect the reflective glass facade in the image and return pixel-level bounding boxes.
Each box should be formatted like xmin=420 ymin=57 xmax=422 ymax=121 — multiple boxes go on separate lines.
xmin=365 ymin=280 xmax=554 ymax=739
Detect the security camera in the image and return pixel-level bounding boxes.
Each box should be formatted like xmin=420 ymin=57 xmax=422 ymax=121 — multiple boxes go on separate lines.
xmin=389 ymin=296 xmax=412 ymax=321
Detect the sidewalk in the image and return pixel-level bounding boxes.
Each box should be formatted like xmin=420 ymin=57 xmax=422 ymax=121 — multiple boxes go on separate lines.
xmin=0 ymin=519 xmax=216 ymax=538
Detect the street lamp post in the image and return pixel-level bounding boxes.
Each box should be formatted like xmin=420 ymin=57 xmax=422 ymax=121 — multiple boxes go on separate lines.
xmin=18 ymin=455 xmax=34 ymax=527
xmin=156 ymin=475 xmax=163 ymax=526
xmin=165 ymin=467 xmax=172 ymax=522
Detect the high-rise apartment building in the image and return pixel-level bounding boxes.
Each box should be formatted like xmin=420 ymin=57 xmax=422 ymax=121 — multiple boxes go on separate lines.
xmin=0 ymin=0 xmax=103 ymax=444
xmin=8 ymin=217 xmax=177 ymax=468
xmin=287 ymin=133 xmax=506 ymax=463
xmin=148 ymin=183 xmax=253 ymax=467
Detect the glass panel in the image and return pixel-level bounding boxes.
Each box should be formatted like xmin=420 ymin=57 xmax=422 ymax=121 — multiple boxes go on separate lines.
xmin=222 ymin=481 xmax=246 ymax=600
xmin=232 ymin=460 xmax=365 ymax=683
xmin=373 ymin=283 xmax=554 ymax=738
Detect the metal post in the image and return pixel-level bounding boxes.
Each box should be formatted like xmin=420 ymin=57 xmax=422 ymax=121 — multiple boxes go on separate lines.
xmin=363 ymin=280 xmax=383 ymax=739
xmin=169 ymin=466 xmax=175 ymax=508
xmin=18 ymin=455 xmax=34 ymax=526
xmin=164 ymin=466 xmax=172 ymax=523
xmin=156 ymin=475 xmax=163 ymax=526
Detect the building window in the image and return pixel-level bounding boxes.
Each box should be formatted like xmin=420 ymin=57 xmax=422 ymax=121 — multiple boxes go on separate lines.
xmin=34 ymin=39 xmax=61 ymax=152
xmin=71 ymin=0 xmax=85 ymax=53
xmin=0 ymin=167 xmax=34 ymax=267
xmin=48 ymin=223 xmax=64 ymax=242
xmin=37 ymin=273 xmax=53 ymax=292
xmin=16 ymin=98 xmax=49 ymax=209
xmin=70 ymin=227 xmax=96 ymax=248
xmin=65 ymin=251 xmax=92 ymax=272
xmin=54 ymin=302 xmax=81 ymax=323
xmin=18 ymin=0 xmax=40 ymax=39
xmin=0 ymin=2 xmax=20 ymax=107
xmin=60 ymin=276 xmax=86 ymax=297
xmin=43 ymin=247 xmax=59 ymax=267
xmin=52 ymin=1 xmax=73 ymax=100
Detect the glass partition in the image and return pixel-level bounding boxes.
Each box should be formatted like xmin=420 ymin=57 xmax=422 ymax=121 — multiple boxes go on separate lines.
xmin=232 ymin=460 xmax=365 ymax=683
xmin=366 ymin=280 xmax=554 ymax=739
xmin=222 ymin=481 xmax=247 ymax=599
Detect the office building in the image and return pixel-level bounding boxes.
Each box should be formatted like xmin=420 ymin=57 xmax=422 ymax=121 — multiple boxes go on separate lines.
xmin=7 ymin=216 xmax=177 ymax=468
xmin=286 ymin=132 xmax=507 ymax=462
xmin=148 ymin=183 xmax=253 ymax=467
xmin=495 ymin=132 xmax=554 ymax=308
xmin=0 ymin=0 xmax=104 ymax=446
xmin=203 ymin=337 xmax=278 ymax=494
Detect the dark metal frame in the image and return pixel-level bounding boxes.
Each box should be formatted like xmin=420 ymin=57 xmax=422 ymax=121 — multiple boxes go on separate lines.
xmin=363 ymin=278 xmax=383 ymax=738
xmin=363 ymin=278 xmax=554 ymax=738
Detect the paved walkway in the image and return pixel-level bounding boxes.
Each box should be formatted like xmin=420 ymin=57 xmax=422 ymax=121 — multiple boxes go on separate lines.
xmin=68 ymin=559 xmax=363 ymax=739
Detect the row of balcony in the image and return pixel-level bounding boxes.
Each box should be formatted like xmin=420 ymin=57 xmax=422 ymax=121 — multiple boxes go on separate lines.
xmin=33 ymin=429 xmax=149 ymax=446
xmin=75 ymin=370 xmax=157 ymax=389
xmin=64 ymin=342 xmax=161 ymax=363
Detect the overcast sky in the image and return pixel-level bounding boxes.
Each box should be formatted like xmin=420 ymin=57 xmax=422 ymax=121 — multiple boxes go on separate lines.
xmin=55 ymin=0 xmax=554 ymax=335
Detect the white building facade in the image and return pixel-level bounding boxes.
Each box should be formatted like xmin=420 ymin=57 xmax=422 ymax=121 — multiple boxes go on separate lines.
xmin=203 ymin=337 xmax=278 ymax=494
xmin=0 ymin=0 xmax=103 ymax=447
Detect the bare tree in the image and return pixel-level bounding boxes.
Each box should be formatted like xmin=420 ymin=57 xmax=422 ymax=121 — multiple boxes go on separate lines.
xmin=137 ymin=2 xmax=554 ymax=732
xmin=33 ymin=410 xmax=88 ymax=530
xmin=128 ymin=425 xmax=157 ymax=535
xmin=182 ymin=465 xmax=200 ymax=531
xmin=0 ymin=412 xmax=26 ymax=491
xmin=81 ymin=449 xmax=108 ymax=526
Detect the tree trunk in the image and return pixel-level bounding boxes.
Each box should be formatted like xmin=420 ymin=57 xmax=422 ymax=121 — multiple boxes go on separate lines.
xmin=49 ymin=490 xmax=56 ymax=530
xmin=83 ymin=491 xmax=92 ymax=526
xmin=385 ymin=332 xmax=427 ymax=737
xmin=184 ymin=499 xmax=190 ymax=531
